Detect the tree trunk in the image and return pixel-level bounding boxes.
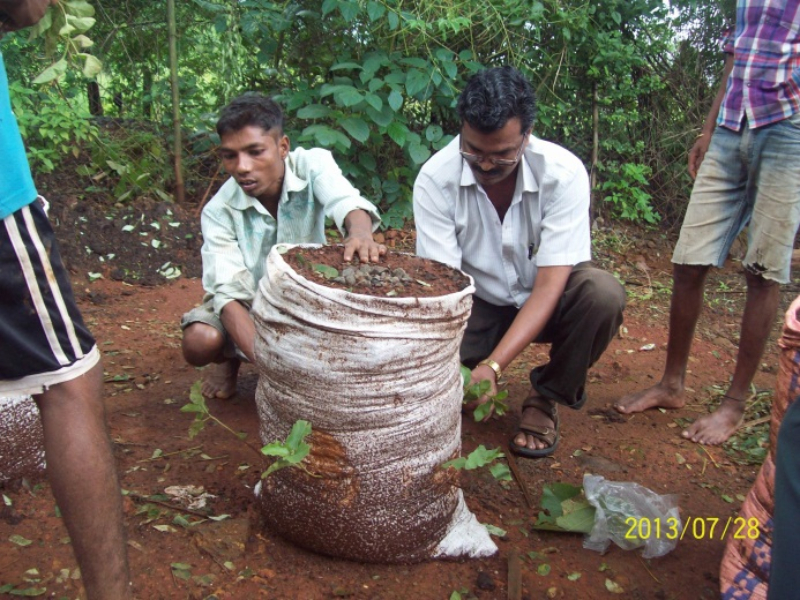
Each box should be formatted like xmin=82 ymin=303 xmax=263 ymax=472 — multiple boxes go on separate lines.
xmin=142 ymin=70 xmax=152 ymax=119
xmin=590 ymin=79 xmax=599 ymax=218
xmin=167 ymin=0 xmax=185 ymax=204
xmin=87 ymin=81 xmax=103 ymax=116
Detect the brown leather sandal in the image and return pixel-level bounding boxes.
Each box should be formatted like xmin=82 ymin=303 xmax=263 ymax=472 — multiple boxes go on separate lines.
xmin=509 ymin=394 xmax=559 ymax=458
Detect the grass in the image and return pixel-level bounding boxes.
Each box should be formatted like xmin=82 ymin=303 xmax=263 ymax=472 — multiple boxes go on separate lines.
xmin=723 ymin=388 xmax=772 ymax=466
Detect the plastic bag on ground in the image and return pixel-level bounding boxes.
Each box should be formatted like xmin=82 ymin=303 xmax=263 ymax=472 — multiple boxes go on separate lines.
xmin=583 ymin=473 xmax=681 ymax=559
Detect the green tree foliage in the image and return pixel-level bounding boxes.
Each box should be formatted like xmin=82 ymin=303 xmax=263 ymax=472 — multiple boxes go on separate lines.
xmin=4 ymin=0 xmax=736 ymax=226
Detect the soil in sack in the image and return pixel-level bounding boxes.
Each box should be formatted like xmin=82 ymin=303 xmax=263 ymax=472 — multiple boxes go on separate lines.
xmin=252 ymin=244 xmax=497 ymax=563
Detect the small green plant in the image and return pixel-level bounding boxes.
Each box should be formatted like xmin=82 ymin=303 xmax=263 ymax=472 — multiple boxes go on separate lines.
xmin=260 ymin=420 xmax=314 ymax=478
xmin=181 ymin=380 xmax=314 ymax=477
xmin=442 ymin=444 xmax=511 ymax=481
xmin=460 ymin=365 xmax=509 ymax=421
xmin=449 ymin=588 xmax=477 ymax=600
xmin=181 ymin=380 xmax=249 ymax=441
xmin=8 ymin=82 xmax=97 ymax=173
xmin=597 ymin=161 xmax=660 ymax=224
xmin=723 ymin=387 xmax=771 ymax=466
xmin=79 ymin=128 xmax=174 ymax=203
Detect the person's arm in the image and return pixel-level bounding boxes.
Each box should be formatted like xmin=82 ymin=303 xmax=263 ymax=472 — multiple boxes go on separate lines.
xmin=201 ymin=201 xmax=258 ymax=361
xmin=343 ymin=209 xmax=385 ymax=263
xmin=219 ymin=300 xmax=256 ymax=363
xmin=200 ymin=197 xmax=257 ymax=316
xmin=0 ymin=0 xmax=52 ymax=31
xmin=470 ymin=265 xmax=572 ymax=395
xmin=412 ymin=169 xmax=462 ymax=269
xmin=298 ymin=148 xmax=382 ymax=261
xmin=688 ymin=53 xmax=734 ymax=180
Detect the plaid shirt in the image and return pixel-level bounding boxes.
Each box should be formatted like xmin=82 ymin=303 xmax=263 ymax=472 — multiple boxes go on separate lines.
xmin=718 ymin=0 xmax=800 ymax=130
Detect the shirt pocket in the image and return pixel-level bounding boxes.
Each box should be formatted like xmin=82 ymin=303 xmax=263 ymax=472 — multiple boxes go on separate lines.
xmin=765 ymin=3 xmax=800 ymax=43
xmin=517 ymin=229 xmax=540 ymax=290
xmin=516 ymin=252 xmax=537 ymax=292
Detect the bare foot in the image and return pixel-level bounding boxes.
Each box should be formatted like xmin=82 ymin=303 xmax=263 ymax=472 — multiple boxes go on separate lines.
xmin=201 ymin=359 xmax=240 ymax=399
xmin=614 ymin=383 xmax=685 ymax=414
xmin=513 ymin=398 xmax=556 ymax=451
xmin=681 ymin=396 xmax=745 ymax=445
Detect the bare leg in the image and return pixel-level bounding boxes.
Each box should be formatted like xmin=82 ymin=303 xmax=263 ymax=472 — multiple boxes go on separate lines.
xmin=34 ymin=363 xmax=131 ymax=600
xmin=182 ymin=322 xmax=240 ymax=399
xmin=682 ymin=270 xmax=780 ymax=445
xmin=615 ymin=264 xmax=709 ymax=413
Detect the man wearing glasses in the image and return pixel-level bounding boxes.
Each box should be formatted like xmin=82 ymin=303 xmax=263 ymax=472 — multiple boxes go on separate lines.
xmin=413 ymin=66 xmax=625 ymax=459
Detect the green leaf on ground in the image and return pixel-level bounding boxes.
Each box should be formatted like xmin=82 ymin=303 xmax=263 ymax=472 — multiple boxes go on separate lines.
xmin=8 ymin=587 xmax=47 ymax=596
xmin=483 ymin=523 xmax=506 ymax=537
xmin=443 ymin=444 xmax=504 ymax=472
xmin=171 ymin=562 xmax=192 ymax=580
xmin=533 ymin=482 xmax=596 ymax=533
xmin=9 ymin=534 xmax=32 ymax=547
xmin=312 ymin=263 xmax=339 ymax=279
xmin=489 ymin=462 xmax=512 ymax=481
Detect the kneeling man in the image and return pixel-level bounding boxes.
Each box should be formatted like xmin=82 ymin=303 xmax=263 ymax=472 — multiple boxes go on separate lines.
xmin=413 ymin=67 xmax=625 ymax=458
xmin=182 ymin=94 xmax=383 ymax=398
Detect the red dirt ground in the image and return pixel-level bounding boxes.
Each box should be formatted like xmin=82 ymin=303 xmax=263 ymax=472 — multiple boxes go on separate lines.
xmin=0 ymin=198 xmax=796 ymax=600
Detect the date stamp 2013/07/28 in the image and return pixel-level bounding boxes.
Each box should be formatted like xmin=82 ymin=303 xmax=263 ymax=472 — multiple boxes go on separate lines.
xmin=624 ymin=517 xmax=761 ymax=542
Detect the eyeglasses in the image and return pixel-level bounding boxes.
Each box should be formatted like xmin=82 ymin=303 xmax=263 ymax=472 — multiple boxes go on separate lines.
xmin=460 ymin=135 xmax=527 ymax=167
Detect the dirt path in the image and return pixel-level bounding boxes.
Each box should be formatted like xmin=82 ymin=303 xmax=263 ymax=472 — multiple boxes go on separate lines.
xmin=0 ymin=197 xmax=794 ymax=598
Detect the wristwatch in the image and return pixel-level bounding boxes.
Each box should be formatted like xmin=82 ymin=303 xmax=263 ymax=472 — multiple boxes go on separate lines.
xmin=477 ymin=358 xmax=502 ymax=380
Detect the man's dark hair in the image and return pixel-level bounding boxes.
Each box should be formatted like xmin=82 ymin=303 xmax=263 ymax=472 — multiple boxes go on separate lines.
xmin=456 ymin=67 xmax=536 ymax=134
xmin=216 ymin=93 xmax=285 ymax=137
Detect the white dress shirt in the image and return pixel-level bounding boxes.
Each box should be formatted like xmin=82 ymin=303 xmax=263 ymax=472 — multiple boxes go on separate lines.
xmin=413 ymin=135 xmax=590 ymax=307
xmin=201 ymin=146 xmax=380 ymax=315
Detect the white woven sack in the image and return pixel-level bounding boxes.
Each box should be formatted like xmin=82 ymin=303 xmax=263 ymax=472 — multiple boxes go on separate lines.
xmin=0 ymin=395 xmax=45 ymax=483
xmin=251 ymin=244 xmax=497 ymax=563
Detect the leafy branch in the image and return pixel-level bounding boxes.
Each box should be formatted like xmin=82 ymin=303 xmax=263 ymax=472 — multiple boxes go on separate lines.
xmin=27 ymin=0 xmax=102 ymax=83
xmin=180 ymin=380 xmax=314 ymax=478
xmin=443 ymin=444 xmax=511 ymax=482
xmin=460 ymin=365 xmax=509 ymax=421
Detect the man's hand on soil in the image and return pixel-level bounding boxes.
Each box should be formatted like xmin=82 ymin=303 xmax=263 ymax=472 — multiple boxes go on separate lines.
xmin=342 ymin=234 xmax=387 ymax=263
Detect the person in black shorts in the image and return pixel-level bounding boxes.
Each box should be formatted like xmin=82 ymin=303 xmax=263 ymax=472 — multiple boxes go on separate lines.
xmin=0 ymin=1 xmax=130 ymax=598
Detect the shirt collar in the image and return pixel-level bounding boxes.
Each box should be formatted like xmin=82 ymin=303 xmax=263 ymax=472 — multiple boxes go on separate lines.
xmin=281 ymin=155 xmax=308 ymax=200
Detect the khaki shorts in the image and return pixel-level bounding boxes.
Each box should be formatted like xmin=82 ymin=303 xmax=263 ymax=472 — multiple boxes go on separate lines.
xmin=180 ymin=297 xmax=249 ymax=361
xmin=673 ymin=113 xmax=800 ymax=284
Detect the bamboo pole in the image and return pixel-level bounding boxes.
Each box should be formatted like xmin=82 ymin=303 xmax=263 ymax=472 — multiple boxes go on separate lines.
xmin=167 ymin=0 xmax=185 ymax=203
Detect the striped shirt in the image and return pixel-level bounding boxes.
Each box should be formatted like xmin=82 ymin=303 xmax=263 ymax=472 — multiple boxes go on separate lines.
xmin=719 ymin=0 xmax=800 ymax=130
xmin=201 ymin=146 xmax=380 ymax=315
xmin=413 ymin=136 xmax=591 ymax=307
